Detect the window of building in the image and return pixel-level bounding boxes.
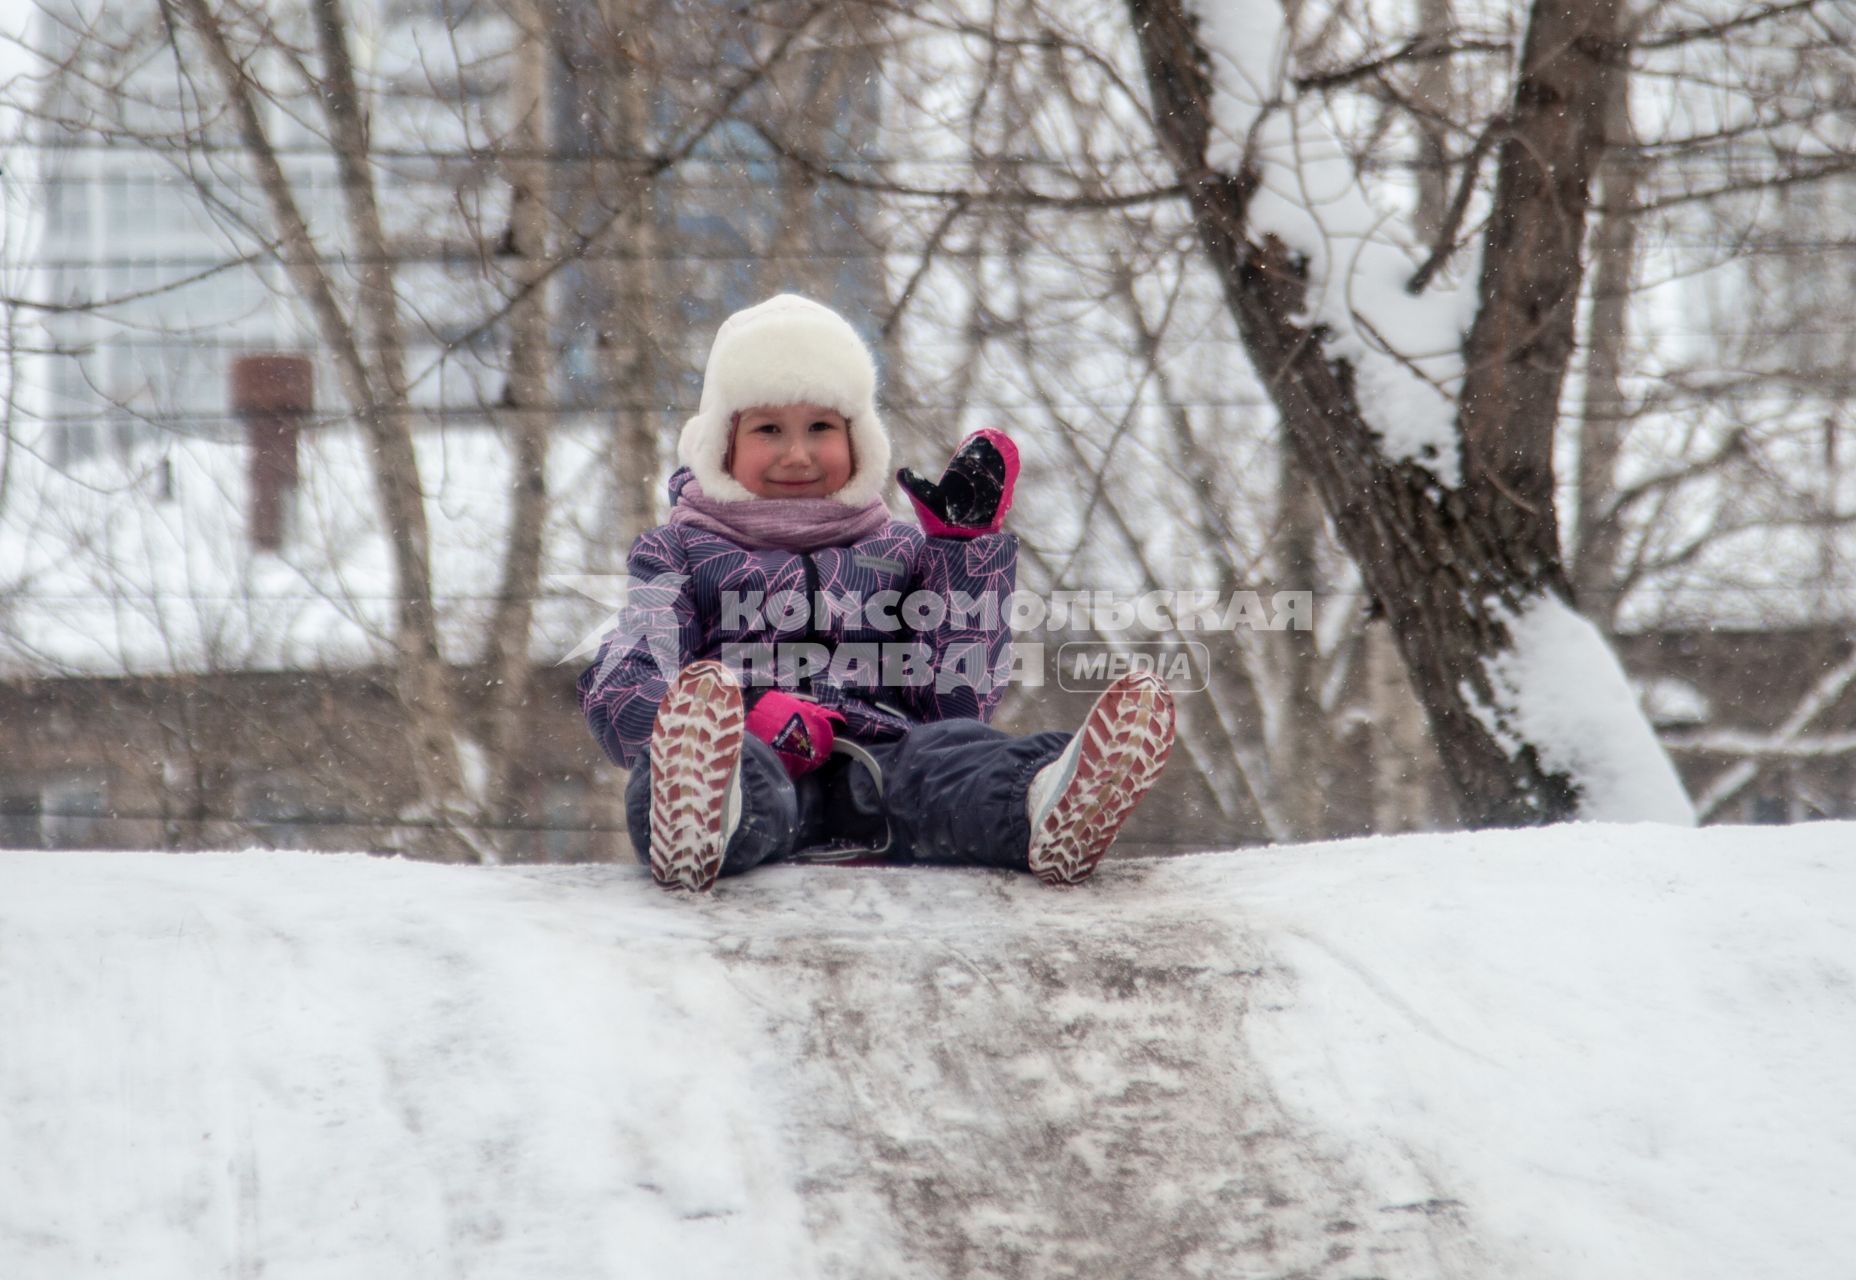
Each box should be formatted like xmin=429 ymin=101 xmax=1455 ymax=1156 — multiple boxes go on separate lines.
xmin=51 ymin=358 xmax=88 ymax=412
xmin=54 ymin=176 xmax=91 ymax=240
xmin=1749 ymin=787 xmax=1793 ymax=825
xmin=0 ymin=773 xmax=111 ymax=849
xmin=52 ymin=422 xmax=98 ymax=468
xmin=1 ymin=788 xmax=41 ymax=849
xmin=42 ymin=775 xmax=110 ymax=849
xmin=540 ymin=777 xmax=588 ymax=863
xmin=240 ymin=775 xmax=345 ymax=849
xmin=105 ymin=171 xmax=135 ymax=240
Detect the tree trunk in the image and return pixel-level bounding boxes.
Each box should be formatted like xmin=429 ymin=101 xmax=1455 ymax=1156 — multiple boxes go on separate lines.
xmin=1272 ymin=448 xmax=1341 ymax=838
xmin=1370 ymin=0 xmax=1457 ymax=833
xmin=485 ymin=0 xmax=558 ymax=859
xmin=178 ymin=0 xmax=479 ymax=857
xmin=1411 ymin=0 xmax=1457 ymax=241
xmin=1572 ymin=63 xmax=1645 ymax=631
xmin=309 ymin=0 xmax=482 ymax=857
xmin=1127 ymin=0 xmax=1629 ymax=825
xmin=594 ymin=0 xmax=666 ymax=553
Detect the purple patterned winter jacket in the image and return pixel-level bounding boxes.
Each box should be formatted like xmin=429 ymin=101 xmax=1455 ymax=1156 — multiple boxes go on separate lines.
xmin=578 ymin=469 xmax=1018 ymax=770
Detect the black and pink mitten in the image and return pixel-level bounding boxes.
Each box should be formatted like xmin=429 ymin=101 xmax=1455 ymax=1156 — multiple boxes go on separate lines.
xmin=897 ymin=429 xmax=1019 ymax=538
xmin=745 ymin=690 xmax=843 ymax=777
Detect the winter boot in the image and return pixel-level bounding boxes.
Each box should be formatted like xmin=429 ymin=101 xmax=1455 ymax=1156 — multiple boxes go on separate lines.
xmin=1026 ymin=670 xmax=1176 ymax=885
xmin=648 ymin=660 xmax=745 ymax=891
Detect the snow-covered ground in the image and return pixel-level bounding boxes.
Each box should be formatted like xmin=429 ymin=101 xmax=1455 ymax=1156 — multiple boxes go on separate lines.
xmin=4 ymin=822 xmax=1853 ymax=1278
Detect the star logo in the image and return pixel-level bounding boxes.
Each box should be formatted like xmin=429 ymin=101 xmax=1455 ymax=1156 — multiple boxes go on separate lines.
xmin=550 ymin=572 xmax=690 ymax=688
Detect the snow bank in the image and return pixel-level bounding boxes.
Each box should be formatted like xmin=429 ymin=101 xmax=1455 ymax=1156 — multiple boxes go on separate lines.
xmin=1241 ymin=822 xmax=1856 ymax=1277
xmin=4 ymin=821 xmax=1853 ymax=1277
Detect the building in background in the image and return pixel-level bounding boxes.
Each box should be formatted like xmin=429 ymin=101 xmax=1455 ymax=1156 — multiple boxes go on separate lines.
xmin=27 ymin=0 xmax=304 ymax=463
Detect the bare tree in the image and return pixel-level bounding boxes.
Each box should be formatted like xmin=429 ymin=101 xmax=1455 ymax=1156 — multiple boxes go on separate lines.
xmin=1120 ymin=0 xmax=1687 ymax=824
xmin=481 ymin=0 xmax=558 ymax=853
xmin=1558 ymin=0 xmax=1856 ymax=815
xmin=3 ymin=0 xmax=857 ymax=857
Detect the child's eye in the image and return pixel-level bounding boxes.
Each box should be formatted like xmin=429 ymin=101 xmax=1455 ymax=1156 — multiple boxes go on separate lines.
xmin=751 ymin=422 xmax=781 ymax=435
xmin=810 ymin=420 xmax=840 ymax=433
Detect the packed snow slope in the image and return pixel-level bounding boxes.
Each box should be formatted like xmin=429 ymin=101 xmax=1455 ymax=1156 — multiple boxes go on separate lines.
xmin=5 ymin=823 xmax=1855 ymax=1279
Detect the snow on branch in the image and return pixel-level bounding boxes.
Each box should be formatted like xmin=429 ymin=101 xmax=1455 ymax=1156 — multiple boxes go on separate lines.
xmin=1665 ymin=731 xmax=1856 ymax=759
xmin=1185 ymin=0 xmax=1477 ymax=484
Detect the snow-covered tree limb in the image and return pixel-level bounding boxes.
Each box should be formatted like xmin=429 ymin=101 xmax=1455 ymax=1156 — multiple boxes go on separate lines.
xmin=1694 ymin=646 xmax=1856 ymax=818
xmin=1126 ymin=0 xmax=1694 ymax=824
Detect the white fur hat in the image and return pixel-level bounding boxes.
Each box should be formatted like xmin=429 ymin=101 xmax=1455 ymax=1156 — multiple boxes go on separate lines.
xmin=677 ymin=294 xmax=891 ymax=507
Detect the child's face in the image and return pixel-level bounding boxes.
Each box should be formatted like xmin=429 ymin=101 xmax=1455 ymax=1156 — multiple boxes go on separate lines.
xmin=729 ymin=403 xmax=854 ymax=499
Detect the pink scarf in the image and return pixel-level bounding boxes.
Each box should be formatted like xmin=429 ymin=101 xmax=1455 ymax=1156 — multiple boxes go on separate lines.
xmin=670 ymin=476 xmax=892 ymax=552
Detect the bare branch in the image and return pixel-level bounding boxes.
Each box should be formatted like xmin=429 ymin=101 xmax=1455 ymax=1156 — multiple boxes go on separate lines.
xmin=1293 ymin=35 xmax=1512 ymax=94
xmin=1635 ymin=0 xmax=1832 ymax=50
xmin=1406 ymin=120 xmax=1503 ymax=295
xmin=754 ymin=124 xmax=1188 ymax=211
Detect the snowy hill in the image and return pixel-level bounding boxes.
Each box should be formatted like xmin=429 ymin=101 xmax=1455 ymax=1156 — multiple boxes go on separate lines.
xmin=4 ymin=824 xmax=1854 ymax=1278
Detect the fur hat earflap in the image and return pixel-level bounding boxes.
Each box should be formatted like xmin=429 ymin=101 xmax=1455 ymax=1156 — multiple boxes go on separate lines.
xmin=678 ymin=294 xmax=891 ymax=506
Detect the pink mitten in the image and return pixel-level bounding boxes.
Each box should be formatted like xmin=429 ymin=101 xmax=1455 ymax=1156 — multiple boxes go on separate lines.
xmin=745 ymin=690 xmax=843 ymax=777
xmin=897 ymin=428 xmax=1018 ymax=538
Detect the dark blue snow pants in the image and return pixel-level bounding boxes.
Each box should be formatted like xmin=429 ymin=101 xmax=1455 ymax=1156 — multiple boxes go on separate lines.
xmin=625 ymin=718 xmax=1071 ymax=876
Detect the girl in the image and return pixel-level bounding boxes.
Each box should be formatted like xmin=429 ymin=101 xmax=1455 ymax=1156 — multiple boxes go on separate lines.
xmin=578 ymin=294 xmax=1175 ymax=891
